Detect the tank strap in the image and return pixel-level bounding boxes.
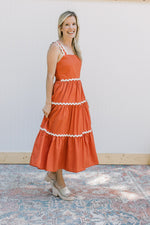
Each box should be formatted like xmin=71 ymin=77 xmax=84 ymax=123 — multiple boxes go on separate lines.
xmin=55 ymin=41 xmax=68 ymax=55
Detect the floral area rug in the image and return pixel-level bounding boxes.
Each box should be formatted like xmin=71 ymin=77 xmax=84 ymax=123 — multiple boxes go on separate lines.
xmin=0 ymin=165 xmax=150 ymax=225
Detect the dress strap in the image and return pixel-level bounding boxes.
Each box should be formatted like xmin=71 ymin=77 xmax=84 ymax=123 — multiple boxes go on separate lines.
xmin=55 ymin=41 xmax=68 ymax=55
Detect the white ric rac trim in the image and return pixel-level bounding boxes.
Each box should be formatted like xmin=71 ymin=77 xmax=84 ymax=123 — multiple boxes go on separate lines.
xmin=40 ymin=127 xmax=92 ymax=137
xmin=55 ymin=41 xmax=65 ymax=56
xmin=51 ymin=100 xmax=86 ymax=105
xmin=60 ymin=78 xmax=80 ymax=82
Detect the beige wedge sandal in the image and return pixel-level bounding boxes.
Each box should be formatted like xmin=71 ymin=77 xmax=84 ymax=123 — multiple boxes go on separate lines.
xmin=52 ymin=182 xmax=75 ymax=201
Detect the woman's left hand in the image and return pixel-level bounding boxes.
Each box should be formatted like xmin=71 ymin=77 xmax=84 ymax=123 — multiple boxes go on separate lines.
xmin=42 ymin=103 xmax=52 ymax=118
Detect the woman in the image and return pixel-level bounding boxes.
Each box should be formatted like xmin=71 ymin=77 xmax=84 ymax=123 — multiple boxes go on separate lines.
xmin=30 ymin=11 xmax=99 ymax=201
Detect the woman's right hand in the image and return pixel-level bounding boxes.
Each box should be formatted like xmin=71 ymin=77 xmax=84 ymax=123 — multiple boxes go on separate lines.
xmin=42 ymin=103 xmax=52 ymax=118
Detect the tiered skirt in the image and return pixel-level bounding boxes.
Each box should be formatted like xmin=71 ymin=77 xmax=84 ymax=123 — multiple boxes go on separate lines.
xmin=30 ymin=79 xmax=99 ymax=172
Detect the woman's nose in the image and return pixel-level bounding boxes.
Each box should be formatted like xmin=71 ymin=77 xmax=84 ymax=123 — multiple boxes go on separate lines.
xmin=69 ymin=24 xmax=73 ymax=29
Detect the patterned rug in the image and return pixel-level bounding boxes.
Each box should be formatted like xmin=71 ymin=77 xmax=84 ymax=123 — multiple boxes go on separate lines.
xmin=0 ymin=165 xmax=149 ymax=225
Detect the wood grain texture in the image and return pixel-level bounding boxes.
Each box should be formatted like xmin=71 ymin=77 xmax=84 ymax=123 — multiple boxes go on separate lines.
xmin=0 ymin=153 xmax=150 ymax=165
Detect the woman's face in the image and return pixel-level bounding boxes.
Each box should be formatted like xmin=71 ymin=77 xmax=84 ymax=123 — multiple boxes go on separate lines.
xmin=61 ymin=16 xmax=77 ymax=39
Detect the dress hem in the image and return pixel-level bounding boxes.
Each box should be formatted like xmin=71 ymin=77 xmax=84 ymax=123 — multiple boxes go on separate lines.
xmin=29 ymin=161 xmax=99 ymax=173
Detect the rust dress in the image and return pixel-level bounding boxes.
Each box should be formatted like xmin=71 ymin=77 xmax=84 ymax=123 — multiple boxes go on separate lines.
xmin=30 ymin=41 xmax=99 ymax=172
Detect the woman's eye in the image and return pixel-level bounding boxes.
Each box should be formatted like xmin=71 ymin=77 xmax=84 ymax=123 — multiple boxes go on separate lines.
xmin=64 ymin=23 xmax=76 ymax=26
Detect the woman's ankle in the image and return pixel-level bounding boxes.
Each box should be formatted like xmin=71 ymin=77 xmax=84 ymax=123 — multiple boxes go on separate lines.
xmin=55 ymin=181 xmax=66 ymax=189
xmin=48 ymin=171 xmax=56 ymax=179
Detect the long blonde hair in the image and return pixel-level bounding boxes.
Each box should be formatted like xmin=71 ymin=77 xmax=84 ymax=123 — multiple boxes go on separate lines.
xmin=58 ymin=11 xmax=82 ymax=60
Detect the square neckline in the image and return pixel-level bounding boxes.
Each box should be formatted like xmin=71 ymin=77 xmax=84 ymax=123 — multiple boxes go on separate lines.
xmin=57 ymin=53 xmax=79 ymax=64
xmin=56 ymin=40 xmax=81 ymax=64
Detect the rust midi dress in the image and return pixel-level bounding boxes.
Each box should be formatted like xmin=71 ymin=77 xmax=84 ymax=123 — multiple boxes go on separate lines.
xmin=30 ymin=40 xmax=99 ymax=173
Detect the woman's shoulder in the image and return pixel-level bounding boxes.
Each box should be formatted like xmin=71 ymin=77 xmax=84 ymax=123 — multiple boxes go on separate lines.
xmin=47 ymin=40 xmax=60 ymax=54
xmin=49 ymin=40 xmax=60 ymax=48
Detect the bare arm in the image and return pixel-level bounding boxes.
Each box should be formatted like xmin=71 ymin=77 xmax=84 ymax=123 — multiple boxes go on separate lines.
xmin=42 ymin=43 xmax=60 ymax=118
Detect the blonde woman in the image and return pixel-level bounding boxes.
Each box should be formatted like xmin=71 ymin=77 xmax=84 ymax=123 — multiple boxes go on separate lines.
xmin=30 ymin=11 xmax=99 ymax=201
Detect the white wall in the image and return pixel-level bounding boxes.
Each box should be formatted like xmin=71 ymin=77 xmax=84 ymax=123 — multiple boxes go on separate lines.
xmin=0 ymin=0 xmax=150 ymax=153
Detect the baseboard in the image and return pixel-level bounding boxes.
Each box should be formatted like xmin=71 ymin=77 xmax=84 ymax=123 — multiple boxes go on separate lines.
xmin=97 ymin=153 xmax=150 ymax=165
xmin=0 ymin=152 xmax=150 ymax=165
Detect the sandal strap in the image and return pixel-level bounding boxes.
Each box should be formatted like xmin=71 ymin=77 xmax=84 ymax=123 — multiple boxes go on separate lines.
xmin=61 ymin=187 xmax=71 ymax=195
xmin=54 ymin=183 xmax=72 ymax=196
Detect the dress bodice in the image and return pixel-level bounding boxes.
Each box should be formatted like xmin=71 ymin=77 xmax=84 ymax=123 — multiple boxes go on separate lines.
xmin=54 ymin=41 xmax=82 ymax=81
